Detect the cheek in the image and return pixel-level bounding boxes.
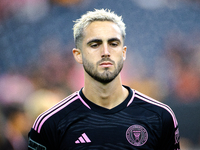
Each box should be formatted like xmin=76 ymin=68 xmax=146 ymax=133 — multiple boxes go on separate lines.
xmin=82 ymin=54 xmax=95 ymax=66
xmin=114 ymin=52 xmax=124 ymax=60
xmin=84 ymin=52 xmax=99 ymax=63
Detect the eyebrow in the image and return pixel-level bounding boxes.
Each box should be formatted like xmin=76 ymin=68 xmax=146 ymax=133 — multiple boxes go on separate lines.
xmin=108 ymin=38 xmax=121 ymax=43
xmin=87 ymin=39 xmax=102 ymax=45
xmin=87 ymin=38 xmax=121 ymax=45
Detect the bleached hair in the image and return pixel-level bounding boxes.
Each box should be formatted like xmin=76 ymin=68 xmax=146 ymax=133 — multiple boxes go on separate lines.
xmin=73 ymin=9 xmax=126 ymax=49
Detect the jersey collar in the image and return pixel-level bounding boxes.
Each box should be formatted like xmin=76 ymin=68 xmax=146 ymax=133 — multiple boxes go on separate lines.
xmin=79 ymin=85 xmax=133 ymax=114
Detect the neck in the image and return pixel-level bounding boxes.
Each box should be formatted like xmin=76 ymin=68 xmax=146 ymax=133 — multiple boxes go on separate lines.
xmin=83 ymin=73 xmax=128 ymax=109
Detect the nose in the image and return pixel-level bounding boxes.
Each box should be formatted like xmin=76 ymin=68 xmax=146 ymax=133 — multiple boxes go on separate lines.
xmin=101 ymin=44 xmax=110 ymax=58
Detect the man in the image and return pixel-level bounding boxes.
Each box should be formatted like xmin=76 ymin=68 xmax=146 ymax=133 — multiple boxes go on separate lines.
xmin=28 ymin=9 xmax=180 ymax=150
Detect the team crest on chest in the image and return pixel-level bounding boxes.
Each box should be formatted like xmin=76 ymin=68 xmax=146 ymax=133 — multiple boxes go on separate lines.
xmin=126 ymin=124 xmax=148 ymax=146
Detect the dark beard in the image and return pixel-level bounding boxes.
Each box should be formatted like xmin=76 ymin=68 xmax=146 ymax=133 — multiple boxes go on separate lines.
xmin=83 ymin=57 xmax=124 ymax=84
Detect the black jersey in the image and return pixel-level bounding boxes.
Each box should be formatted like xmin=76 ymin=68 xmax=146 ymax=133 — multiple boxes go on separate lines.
xmin=28 ymin=86 xmax=180 ymax=150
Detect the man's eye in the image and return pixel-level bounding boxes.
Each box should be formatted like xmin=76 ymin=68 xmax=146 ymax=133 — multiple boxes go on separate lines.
xmin=110 ymin=42 xmax=118 ymax=47
xmin=90 ymin=43 xmax=99 ymax=48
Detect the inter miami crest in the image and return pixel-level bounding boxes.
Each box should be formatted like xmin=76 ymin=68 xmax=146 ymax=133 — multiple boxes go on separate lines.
xmin=126 ymin=125 xmax=148 ymax=146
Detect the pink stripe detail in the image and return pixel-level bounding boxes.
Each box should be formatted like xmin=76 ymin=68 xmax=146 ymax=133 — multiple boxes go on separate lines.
xmin=75 ymin=140 xmax=80 ymax=144
xmin=127 ymin=89 xmax=135 ymax=107
xmin=33 ymin=92 xmax=78 ymax=131
xmin=135 ymin=92 xmax=178 ymax=128
xmin=37 ymin=97 xmax=78 ymax=133
xmin=79 ymin=137 xmax=85 ymax=143
xmin=78 ymin=92 xmax=91 ymax=109
xmin=82 ymin=133 xmax=91 ymax=142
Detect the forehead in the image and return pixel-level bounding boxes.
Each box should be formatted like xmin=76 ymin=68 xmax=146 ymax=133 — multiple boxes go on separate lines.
xmin=83 ymin=21 xmax=123 ymax=42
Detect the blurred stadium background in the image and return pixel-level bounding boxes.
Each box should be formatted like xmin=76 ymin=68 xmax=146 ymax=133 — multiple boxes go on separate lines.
xmin=0 ymin=0 xmax=200 ymax=149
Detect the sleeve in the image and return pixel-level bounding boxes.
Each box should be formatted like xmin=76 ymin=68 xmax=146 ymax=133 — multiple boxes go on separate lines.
xmin=158 ymin=108 xmax=180 ymax=150
xmin=28 ymin=118 xmax=58 ymax=150
xmin=28 ymin=128 xmax=48 ymax=150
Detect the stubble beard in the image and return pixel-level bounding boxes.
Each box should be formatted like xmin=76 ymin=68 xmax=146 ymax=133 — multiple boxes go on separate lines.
xmin=82 ymin=57 xmax=124 ymax=84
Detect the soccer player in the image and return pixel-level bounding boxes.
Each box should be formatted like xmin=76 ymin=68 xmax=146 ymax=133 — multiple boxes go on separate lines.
xmin=28 ymin=9 xmax=180 ymax=150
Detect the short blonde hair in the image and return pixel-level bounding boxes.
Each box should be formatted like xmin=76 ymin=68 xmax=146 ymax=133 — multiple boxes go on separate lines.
xmin=73 ymin=9 xmax=126 ymax=49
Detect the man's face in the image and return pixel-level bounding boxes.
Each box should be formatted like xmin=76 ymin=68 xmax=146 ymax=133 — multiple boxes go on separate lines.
xmin=81 ymin=21 xmax=127 ymax=83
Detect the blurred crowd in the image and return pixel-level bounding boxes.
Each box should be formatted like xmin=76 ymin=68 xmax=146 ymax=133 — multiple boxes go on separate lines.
xmin=0 ymin=0 xmax=200 ymax=149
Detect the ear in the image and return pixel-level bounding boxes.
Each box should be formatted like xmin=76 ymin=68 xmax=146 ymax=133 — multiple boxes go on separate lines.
xmin=72 ymin=48 xmax=83 ymax=64
xmin=122 ymin=46 xmax=127 ymax=61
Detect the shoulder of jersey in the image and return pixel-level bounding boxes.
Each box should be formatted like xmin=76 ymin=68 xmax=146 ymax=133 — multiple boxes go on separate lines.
xmin=32 ymin=91 xmax=81 ymax=133
xmin=133 ymin=90 xmax=178 ymax=128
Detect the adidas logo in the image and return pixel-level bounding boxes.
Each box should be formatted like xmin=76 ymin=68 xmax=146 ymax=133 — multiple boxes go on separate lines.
xmin=75 ymin=133 xmax=91 ymax=144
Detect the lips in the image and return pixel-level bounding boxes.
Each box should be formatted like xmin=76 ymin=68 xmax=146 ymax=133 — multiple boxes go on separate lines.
xmin=99 ymin=61 xmax=113 ymax=67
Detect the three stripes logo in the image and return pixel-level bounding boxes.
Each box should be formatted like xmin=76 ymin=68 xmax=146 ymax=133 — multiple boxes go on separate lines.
xmin=75 ymin=133 xmax=91 ymax=144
